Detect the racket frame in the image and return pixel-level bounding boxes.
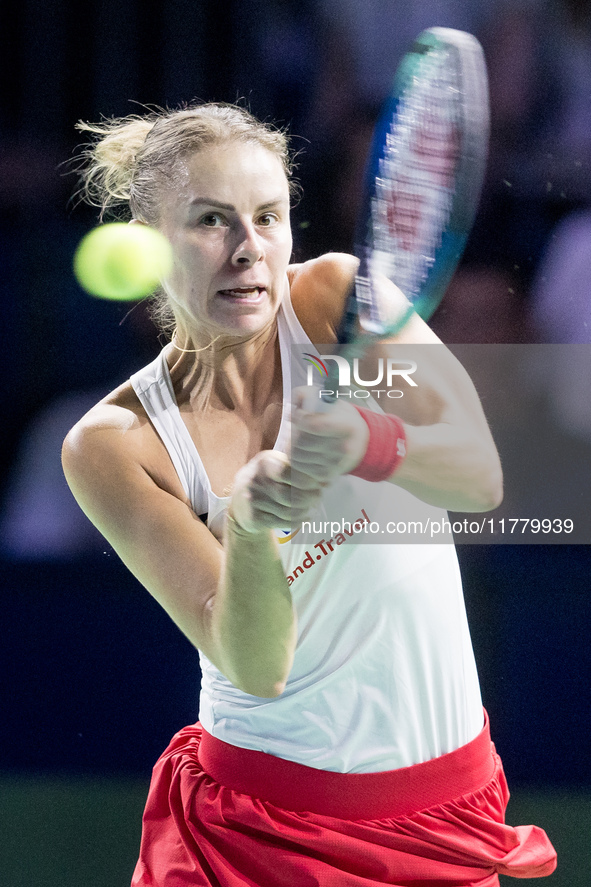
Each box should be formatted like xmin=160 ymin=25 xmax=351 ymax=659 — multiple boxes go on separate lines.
xmin=318 ymin=27 xmax=489 ymax=406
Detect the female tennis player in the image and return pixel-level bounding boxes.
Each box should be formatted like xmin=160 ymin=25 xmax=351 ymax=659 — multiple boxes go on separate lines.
xmin=62 ymin=103 xmax=556 ymax=886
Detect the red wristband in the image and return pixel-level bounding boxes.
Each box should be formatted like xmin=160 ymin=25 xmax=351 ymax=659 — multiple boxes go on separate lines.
xmin=348 ymin=406 xmax=407 ymax=482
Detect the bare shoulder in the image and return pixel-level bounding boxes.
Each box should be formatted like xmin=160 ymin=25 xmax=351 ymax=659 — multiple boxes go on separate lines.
xmin=62 ymin=379 xmax=186 ymax=505
xmin=288 ymin=252 xmax=358 ymax=303
xmin=287 ymin=253 xmax=440 ymax=346
xmin=287 ymin=253 xmax=358 ymax=343
xmin=62 ymin=381 xmax=147 ymax=472
xmin=288 ymin=252 xmax=358 ymax=286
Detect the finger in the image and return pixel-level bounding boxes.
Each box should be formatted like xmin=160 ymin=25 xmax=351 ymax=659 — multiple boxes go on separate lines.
xmin=256 ymin=449 xmax=291 ymax=478
xmin=291 ymin=432 xmax=350 ymax=462
xmin=250 ymin=465 xmax=324 ymax=508
xmin=292 ymin=410 xmax=351 ymax=439
xmin=251 ymin=491 xmax=321 ymax=528
xmin=289 ymin=459 xmax=340 ymax=487
xmin=292 ymin=425 xmax=344 ymax=447
xmin=250 ymin=477 xmax=293 ymax=509
xmin=290 ymin=432 xmax=350 ymax=472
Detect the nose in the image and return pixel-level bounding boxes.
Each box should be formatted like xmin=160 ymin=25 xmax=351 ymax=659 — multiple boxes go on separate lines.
xmin=231 ymin=221 xmax=264 ymax=266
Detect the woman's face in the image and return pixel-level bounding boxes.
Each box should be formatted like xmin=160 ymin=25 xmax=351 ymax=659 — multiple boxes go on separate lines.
xmin=158 ymin=141 xmax=293 ymax=341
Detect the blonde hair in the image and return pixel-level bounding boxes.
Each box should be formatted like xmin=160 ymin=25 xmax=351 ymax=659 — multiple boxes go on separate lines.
xmin=74 ymin=102 xmax=297 ymax=224
xmin=72 ymin=103 xmax=298 ymax=335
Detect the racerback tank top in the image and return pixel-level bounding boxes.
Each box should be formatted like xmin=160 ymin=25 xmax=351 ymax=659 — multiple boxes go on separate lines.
xmin=130 ymin=289 xmax=483 ymax=773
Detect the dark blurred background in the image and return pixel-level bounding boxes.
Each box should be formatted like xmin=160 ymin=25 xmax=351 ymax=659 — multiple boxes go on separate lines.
xmin=1 ymin=1 xmax=591 ymax=884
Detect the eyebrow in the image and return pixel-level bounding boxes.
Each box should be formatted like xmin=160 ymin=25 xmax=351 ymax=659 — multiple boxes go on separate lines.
xmin=188 ymin=197 xmax=289 ymax=212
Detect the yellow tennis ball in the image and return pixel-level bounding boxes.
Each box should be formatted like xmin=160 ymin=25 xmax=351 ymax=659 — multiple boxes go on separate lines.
xmin=73 ymin=223 xmax=173 ymax=301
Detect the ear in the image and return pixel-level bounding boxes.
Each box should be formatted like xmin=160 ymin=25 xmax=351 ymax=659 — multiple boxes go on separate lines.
xmin=128 ymin=218 xmax=147 ymax=226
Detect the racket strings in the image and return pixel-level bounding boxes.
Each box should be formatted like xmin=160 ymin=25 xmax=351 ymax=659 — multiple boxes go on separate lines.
xmin=371 ymin=49 xmax=462 ymax=307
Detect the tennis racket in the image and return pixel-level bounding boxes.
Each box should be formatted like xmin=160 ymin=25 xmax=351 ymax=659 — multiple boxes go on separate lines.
xmin=312 ymin=27 xmax=489 ymax=407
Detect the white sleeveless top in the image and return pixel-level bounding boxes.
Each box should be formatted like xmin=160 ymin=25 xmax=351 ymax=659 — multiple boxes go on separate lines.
xmin=130 ymin=289 xmax=483 ymax=773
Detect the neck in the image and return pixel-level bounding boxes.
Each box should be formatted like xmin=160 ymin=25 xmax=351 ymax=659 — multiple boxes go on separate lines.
xmin=167 ymin=319 xmax=282 ymax=414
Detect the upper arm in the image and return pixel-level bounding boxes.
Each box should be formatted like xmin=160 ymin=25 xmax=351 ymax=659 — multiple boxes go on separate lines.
xmin=61 ymin=409 xmax=225 ymax=667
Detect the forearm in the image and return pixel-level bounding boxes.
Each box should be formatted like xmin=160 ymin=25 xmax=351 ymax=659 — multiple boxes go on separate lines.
xmin=209 ymin=513 xmax=297 ymax=698
xmin=391 ymin=420 xmax=503 ymax=512
xmin=373 ymin=343 xmax=503 ymax=510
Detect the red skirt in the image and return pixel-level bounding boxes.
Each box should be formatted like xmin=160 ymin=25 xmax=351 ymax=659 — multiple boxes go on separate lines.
xmin=131 ymin=713 xmax=556 ymax=887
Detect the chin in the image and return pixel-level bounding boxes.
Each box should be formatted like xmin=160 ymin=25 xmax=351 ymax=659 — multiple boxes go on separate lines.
xmin=230 ymin=315 xmax=276 ymax=339
xmin=213 ymin=304 xmax=278 ymax=337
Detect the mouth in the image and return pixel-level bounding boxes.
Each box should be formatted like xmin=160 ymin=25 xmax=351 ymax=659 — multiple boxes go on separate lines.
xmin=217 ymin=286 xmax=266 ymax=301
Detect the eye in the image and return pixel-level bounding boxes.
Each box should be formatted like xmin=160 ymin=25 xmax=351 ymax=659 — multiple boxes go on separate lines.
xmin=199 ymin=212 xmax=226 ymax=227
xmin=257 ymin=212 xmax=279 ymax=227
